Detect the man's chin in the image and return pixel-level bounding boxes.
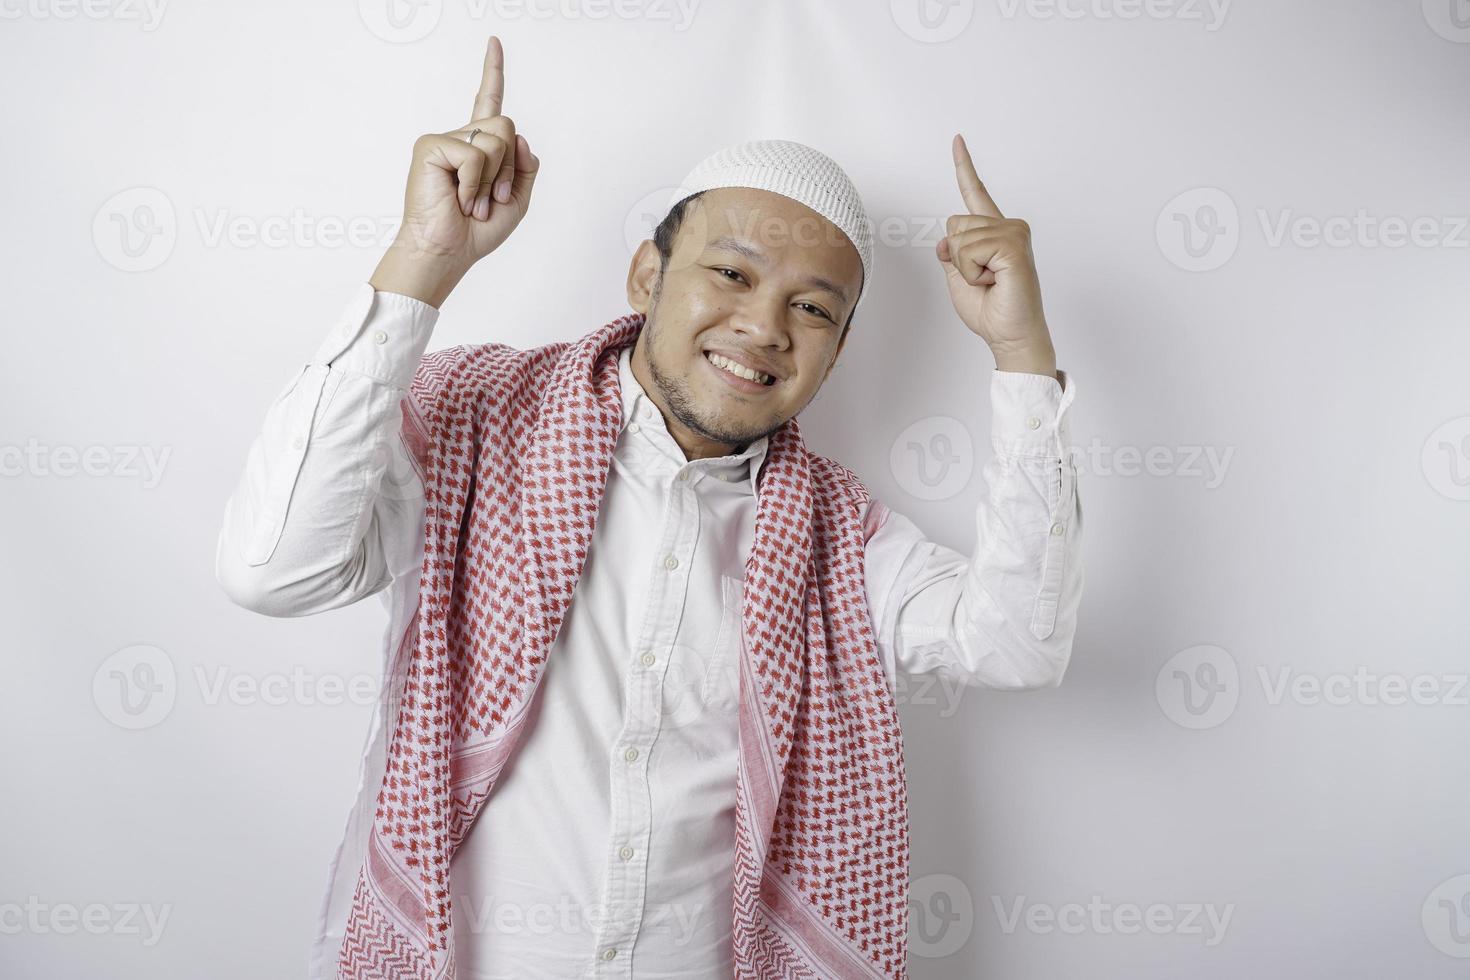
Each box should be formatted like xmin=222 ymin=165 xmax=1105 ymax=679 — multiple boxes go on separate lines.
xmin=682 ymin=405 xmax=775 ymax=449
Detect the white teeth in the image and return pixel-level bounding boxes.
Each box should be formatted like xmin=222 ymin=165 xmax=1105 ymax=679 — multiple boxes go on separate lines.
xmin=707 ymin=352 xmax=772 ymax=386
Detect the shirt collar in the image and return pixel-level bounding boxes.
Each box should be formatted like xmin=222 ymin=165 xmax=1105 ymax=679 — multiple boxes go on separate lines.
xmin=617 ymin=344 xmax=768 ymax=495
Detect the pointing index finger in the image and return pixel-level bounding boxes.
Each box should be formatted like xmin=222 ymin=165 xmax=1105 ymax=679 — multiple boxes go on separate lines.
xmin=472 ymin=35 xmax=505 ymax=120
xmin=952 ymin=133 xmax=1003 ymax=219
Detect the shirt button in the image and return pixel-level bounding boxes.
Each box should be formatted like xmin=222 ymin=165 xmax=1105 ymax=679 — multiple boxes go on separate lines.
xmin=663 ymin=554 xmax=679 ymax=570
xmin=291 ymin=436 xmax=305 ymax=450
xmin=1050 ymin=522 xmax=1065 ymax=536
xmin=602 ymin=948 xmax=617 ymax=961
xmin=640 ymin=652 xmax=655 ymax=667
xmin=628 ymin=423 xmax=641 ymax=434
xmin=1027 ymin=416 xmax=1041 ymax=429
xmin=372 ymin=330 xmax=388 ymax=344
xmin=640 ymin=406 xmax=653 ymax=421
xmin=623 ymin=747 xmax=639 ymax=762
xmin=619 ymin=845 xmax=634 ymax=861
xmin=676 ymin=470 xmax=688 ymax=481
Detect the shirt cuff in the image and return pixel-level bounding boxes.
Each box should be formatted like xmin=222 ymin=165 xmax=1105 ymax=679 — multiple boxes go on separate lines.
xmin=990 ymin=367 xmax=1076 ymax=458
xmin=307 ymin=282 xmax=441 ymax=389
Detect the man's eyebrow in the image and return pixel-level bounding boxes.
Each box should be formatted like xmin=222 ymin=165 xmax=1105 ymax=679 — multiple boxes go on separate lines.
xmin=705 ymin=236 xmax=851 ymax=307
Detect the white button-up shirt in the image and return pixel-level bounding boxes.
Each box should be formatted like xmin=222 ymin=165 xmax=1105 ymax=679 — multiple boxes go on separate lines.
xmin=214 ymin=283 xmax=1083 ymax=980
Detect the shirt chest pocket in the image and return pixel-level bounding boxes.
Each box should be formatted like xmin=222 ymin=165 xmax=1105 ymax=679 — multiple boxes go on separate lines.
xmin=700 ymin=574 xmax=744 ymax=712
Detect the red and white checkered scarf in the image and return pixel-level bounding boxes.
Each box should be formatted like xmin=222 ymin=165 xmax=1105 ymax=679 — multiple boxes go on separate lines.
xmin=335 ymin=312 xmax=909 ymax=979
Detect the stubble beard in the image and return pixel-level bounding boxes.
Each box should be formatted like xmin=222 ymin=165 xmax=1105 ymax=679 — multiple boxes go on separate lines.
xmin=642 ymin=293 xmax=788 ymax=454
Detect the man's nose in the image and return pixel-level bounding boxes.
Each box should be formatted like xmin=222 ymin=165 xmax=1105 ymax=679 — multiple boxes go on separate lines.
xmin=730 ymin=292 xmax=790 ymax=348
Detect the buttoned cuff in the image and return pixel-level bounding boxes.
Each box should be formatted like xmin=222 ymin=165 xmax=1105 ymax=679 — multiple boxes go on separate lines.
xmin=307 ymin=282 xmax=440 ymax=389
xmin=990 ymin=367 xmax=1075 ymax=458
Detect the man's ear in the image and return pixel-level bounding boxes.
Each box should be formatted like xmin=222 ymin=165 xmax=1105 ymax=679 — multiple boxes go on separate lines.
xmin=626 ymin=240 xmax=662 ymax=314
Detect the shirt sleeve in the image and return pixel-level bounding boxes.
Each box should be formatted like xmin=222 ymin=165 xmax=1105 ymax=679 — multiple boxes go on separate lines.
xmin=214 ymin=283 xmax=439 ymax=617
xmin=863 ymin=368 xmax=1082 ymax=691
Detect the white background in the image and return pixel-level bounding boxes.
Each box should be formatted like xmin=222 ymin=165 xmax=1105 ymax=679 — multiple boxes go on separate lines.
xmin=3 ymin=0 xmax=1468 ymax=977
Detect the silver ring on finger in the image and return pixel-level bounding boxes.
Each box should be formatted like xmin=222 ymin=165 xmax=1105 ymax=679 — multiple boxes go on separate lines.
xmin=465 ymin=127 xmax=482 ymax=145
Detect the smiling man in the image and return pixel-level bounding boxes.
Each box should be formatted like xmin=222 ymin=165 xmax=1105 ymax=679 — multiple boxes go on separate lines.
xmin=627 ymin=183 xmax=866 ymax=459
xmin=215 ymin=36 xmax=1082 ymax=980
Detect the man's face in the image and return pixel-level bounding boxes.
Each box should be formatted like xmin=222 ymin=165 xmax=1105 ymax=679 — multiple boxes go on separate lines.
xmin=625 ymin=187 xmax=864 ymax=461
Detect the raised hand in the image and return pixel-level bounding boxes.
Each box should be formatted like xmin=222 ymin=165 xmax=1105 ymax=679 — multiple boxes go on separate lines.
xmin=374 ymin=35 xmax=540 ymax=306
xmin=935 ymin=134 xmax=1056 ymax=377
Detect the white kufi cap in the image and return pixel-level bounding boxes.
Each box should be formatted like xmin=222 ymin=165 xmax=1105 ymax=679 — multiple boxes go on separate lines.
xmin=665 ymin=138 xmax=874 ymax=311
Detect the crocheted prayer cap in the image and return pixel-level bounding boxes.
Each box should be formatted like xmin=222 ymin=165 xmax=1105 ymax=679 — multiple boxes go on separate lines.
xmin=666 ymin=139 xmax=874 ymax=310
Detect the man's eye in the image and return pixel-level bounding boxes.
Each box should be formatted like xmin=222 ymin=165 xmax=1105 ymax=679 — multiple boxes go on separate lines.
xmin=712 ymin=269 xmax=829 ymax=321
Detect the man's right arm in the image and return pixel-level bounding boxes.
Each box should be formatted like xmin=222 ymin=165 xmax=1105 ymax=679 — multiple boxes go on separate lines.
xmin=213 ymin=285 xmax=439 ymax=617
xmin=216 ymin=37 xmax=539 ymax=616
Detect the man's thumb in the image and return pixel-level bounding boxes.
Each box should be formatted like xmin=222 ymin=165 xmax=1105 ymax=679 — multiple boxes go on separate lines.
xmin=510 ymin=134 xmax=540 ymax=204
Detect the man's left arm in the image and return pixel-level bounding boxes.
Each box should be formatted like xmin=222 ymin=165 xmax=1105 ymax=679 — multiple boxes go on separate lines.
xmin=863 ymin=132 xmax=1084 ymax=691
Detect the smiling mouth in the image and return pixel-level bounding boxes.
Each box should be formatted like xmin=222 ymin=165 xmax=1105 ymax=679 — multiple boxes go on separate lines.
xmin=704 ymin=350 xmax=778 ymax=390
